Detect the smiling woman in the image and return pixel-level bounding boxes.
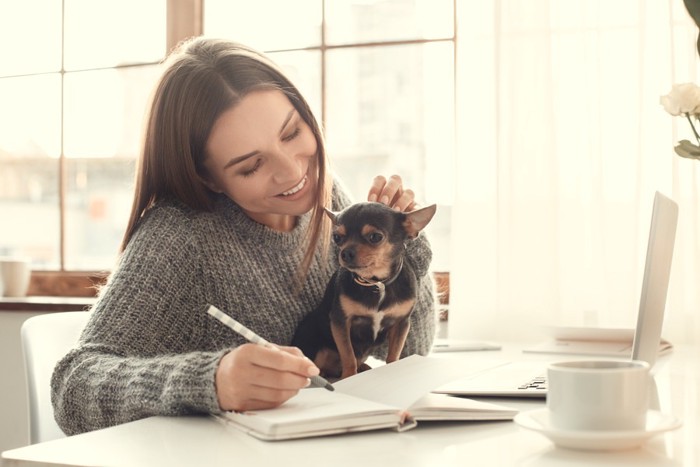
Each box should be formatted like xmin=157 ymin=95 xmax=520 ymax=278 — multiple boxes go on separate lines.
xmin=201 ymin=90 xmax=320 ymax=232
xmin=49 ymin=36 xmax=438 ymax=436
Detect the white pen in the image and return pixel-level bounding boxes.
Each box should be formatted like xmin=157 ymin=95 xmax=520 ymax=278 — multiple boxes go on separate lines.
xmin=206 ymin=305 xmax=334 ymax=391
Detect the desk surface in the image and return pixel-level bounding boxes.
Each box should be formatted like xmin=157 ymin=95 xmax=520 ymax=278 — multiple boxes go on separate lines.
xmin=3 ymin=344 xmax=698 ymax=467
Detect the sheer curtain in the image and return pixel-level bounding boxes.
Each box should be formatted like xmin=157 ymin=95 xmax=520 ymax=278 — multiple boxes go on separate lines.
xmin=448 ymin=1 xmax=700 ymax=344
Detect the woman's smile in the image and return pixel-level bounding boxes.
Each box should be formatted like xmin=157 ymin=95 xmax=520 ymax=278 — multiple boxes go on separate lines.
xmin=278 ymin=175 xmax=308 ymax=198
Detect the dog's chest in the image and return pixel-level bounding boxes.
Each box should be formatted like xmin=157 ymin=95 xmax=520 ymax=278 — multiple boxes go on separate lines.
xmin=339 ymin=292 xmax=414 ymax=340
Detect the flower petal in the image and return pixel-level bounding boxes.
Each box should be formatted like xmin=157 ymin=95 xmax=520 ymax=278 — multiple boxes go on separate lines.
xmin=661 ymin=83 xmax=700 ymax=116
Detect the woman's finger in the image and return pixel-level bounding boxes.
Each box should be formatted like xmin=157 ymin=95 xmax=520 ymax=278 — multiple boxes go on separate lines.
xmin=367 ymin=175 xmax=387 ymax=202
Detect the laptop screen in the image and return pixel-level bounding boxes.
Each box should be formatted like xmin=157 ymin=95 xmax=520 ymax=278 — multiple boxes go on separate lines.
xmin=631 ymin=192 xmax=678 ymax=368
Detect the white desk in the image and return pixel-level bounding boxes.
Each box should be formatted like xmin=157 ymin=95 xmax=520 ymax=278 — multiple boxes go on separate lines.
xmin=2 ymin=345 xmax=698 ymax=467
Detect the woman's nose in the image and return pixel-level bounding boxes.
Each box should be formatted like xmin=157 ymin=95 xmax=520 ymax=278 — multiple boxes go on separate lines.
xmin=271 ymin=145 xmax=303 ymax=182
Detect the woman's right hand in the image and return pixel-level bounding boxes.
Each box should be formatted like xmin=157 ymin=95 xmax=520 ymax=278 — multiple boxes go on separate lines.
xmin=215 ymin=343 xmax=319 ymax=412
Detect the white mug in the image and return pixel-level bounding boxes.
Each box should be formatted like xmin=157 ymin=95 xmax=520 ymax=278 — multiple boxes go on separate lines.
xmin=0 ymin=258 xmax=32 ymax=297
xmin=547 ymin=359 xmax=650 ymax=431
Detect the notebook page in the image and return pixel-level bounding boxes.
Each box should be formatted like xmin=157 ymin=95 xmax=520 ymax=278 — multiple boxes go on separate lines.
xmin=333 ymin=355 xmax=502 ymax=409
xmin=223 ymin=388 xmax=399 ymax=436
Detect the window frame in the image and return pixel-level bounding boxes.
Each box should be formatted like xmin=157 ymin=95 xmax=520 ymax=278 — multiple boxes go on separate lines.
xmin=16 ymin=0 xmax=454 ymax=297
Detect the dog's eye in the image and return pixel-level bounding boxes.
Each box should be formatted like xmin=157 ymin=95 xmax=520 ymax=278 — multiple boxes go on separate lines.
xmin=367 ymin=232 xmax=384 ymax=244
xmin=332 ymin=233 xmax=344 ymax=245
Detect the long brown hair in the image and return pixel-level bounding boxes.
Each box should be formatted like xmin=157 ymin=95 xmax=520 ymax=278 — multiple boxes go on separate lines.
xmin=121 ymin=37 xmax=332 ymax=280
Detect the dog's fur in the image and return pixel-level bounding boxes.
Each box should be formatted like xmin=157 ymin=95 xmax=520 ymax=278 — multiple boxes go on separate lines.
xmin=292 ymin=202 xmax=436 ymax=380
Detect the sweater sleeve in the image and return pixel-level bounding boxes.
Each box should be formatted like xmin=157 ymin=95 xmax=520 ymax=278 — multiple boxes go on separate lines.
xmin=51 ymin=207 xmax=224 ymax=435
xmin=52 ymin=345 xmax=226 ymax=435
xmin=397 ymin=232 xmax=436 ymax=358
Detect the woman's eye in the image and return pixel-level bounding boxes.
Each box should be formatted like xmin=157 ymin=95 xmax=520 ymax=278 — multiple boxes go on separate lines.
xmin=368 ymin=232 xmax=384 ymax=244
xmin=241 ymin=159 xmax=262 ymax=177
xmin=282 ymin=127 xmax=301 ymax=142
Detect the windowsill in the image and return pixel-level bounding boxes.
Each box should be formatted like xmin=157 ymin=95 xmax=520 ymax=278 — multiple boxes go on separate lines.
xmin=0 ymin=271 xmax=447 ymax=313
xmin=26 ymin=271 xmax=107 ymax=298
xmin=0 ymin=296 xmax=95 ymax=312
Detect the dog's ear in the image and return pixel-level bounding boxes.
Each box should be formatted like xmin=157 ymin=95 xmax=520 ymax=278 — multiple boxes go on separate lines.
xmin=403 ymin=204 xmax=437 ymax=238
xmin=324 ymin=207 xmax=340 ymax=225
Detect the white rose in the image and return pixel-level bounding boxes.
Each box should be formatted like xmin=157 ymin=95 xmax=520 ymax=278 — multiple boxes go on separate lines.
xmin=660 ymin=83 xmax=700 ymax=116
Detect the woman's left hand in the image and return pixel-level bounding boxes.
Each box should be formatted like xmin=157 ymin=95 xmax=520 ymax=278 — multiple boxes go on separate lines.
xmin=367 ymin=174 xmax=417 ymax=212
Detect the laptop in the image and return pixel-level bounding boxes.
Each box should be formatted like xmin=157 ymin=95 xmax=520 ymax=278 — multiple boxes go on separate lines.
xmin=434 ymin=191 xmax=678 ymax=398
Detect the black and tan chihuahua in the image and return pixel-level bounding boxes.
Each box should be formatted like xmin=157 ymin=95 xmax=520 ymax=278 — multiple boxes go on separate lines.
xmin=292 ymin=201 xmax=437 ymax=380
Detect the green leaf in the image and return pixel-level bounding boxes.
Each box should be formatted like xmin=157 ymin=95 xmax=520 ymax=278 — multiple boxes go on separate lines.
xmin=678 ymin=139 xmax=700 ymax=152
xmin=674 ymin=140 xmax=700 ymax=159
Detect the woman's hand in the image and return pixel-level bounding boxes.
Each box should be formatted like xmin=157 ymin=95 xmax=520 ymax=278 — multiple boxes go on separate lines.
xmin=367 ymin=174 xmax=417 ymax=212
xmin=215 ymin=343 xmax=320 ymax=412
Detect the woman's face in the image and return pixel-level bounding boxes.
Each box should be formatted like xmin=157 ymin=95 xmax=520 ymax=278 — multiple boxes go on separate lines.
xmin=203 ymin=89 xmax=319 ymax=231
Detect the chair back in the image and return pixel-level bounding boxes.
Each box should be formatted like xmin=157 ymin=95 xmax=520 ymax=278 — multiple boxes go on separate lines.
xmin=21 ymin=311 xmax=90 ymax=444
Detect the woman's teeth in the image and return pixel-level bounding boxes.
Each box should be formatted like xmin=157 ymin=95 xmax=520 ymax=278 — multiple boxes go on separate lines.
xmin=281 ymin=176 xmax=307 ymax=196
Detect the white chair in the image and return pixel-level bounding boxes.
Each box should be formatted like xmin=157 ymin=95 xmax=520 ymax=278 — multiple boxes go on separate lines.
xmin=21 ymin=311 xmax=90 ymax=444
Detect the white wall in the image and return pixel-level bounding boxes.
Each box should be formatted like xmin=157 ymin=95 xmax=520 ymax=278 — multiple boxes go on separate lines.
xmin=0 ymin=310 xmax=45 ymax=452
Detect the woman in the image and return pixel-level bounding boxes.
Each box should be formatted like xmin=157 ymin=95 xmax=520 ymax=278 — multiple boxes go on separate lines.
xmin=51 ymin=36 xmax=436 ymax=435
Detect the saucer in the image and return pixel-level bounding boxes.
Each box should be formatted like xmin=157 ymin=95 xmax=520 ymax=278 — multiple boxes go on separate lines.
xmin=514 ymin=408 xmax=682 ymax=451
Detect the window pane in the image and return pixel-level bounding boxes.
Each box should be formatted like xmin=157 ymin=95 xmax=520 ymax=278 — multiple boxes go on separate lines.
xmin=204 ymin=0 xmax=322 ymax=51
xmin=325 ymin=43 xmax=454 ymax=204
xmin=63 ymin=65 xmax=161 ymax=269
xmin=0 ymin=75 xmax=62 ymax=158
xmin=325 ymin=0 xmax=453 ymax=45
xmin=0 ymin=74 xmax=62 ymax=266
xmin=0 ymin=156 xmax=60 ymax=268
xmin=267 ymin=50 xmax=322 ymax=122
xmin=64 ymin=158 xmax=134 ymax=270
xmin=64 ymin=0 xmax=166 ymax=70
xmin=0 ymin=0 xmax=62 ymax=75
xmin=64 ymin=65 xmax=162 ymax=158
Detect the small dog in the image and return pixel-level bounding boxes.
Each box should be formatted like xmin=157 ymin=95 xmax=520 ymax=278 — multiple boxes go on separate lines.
xmin=292 ymin=201 xmax=437 ymax=380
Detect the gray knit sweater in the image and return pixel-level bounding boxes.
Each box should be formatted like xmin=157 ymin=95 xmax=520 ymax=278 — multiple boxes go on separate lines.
xmin=51 ymin=182 xmax=436 ymax=435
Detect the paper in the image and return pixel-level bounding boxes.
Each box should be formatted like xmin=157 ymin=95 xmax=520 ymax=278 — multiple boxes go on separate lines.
xmin=333 ymin=355 xmax=479 ymax=408
xmin=219 ymin=355 xmax=516 ymax=440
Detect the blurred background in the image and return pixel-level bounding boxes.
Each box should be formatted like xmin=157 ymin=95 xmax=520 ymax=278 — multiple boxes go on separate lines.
xmin=1 ymin=0 xmax=699 ymax=344
xmin=0 ymin=0 xmax=455 ymax=270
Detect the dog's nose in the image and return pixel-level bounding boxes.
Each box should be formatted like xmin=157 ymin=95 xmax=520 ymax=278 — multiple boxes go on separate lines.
xmin=340 ymin=247 xmax=356 ymax=264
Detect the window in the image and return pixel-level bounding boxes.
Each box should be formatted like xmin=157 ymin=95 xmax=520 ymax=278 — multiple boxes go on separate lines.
xmin=0 ymin=0 xmax=454 ymax=286
xmin=0 ymin=0 xmax=167 ymax=272
xmin=205 ymin=0 xmax=456 ymax=270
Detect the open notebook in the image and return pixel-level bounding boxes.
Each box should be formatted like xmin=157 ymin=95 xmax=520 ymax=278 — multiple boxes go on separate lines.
xmin=216 ymin=355 xmax=517 ymax=441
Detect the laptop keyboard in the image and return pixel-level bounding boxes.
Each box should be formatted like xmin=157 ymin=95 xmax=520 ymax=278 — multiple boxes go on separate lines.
xmin=518 ymin=376 xmax=547 ymax=391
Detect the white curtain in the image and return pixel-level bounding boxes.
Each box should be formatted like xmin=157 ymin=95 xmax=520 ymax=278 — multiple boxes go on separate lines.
xmin=449 ymin=0 xmax=700 ymax=344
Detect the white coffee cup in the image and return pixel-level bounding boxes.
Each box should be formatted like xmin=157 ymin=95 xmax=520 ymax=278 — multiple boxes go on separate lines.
xmin=0 ymin=257 xmax=32 ymax=297
xmin=547 ymin=359 xmax=650 ymax=431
